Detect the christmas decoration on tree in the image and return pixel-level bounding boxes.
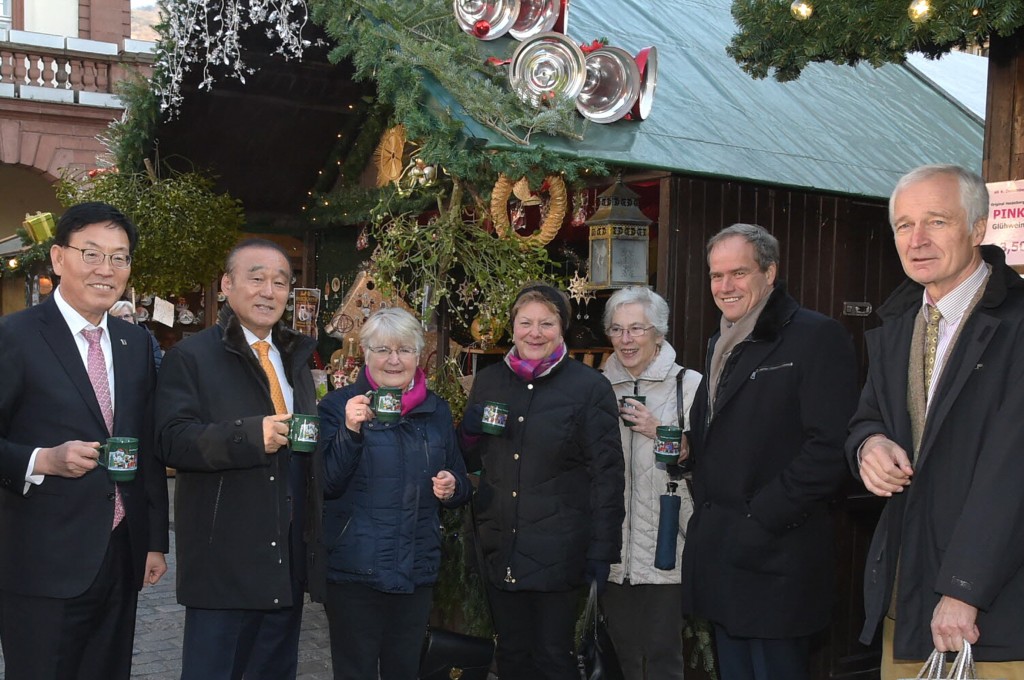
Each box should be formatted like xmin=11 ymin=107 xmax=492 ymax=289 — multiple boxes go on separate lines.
xmin=728 ymin=0 xmax=1006 ymax=81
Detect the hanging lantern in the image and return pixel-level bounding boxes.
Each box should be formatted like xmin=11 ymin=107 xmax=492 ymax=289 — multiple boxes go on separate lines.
xmin=586 ymin=178 xmax=651 ymax=289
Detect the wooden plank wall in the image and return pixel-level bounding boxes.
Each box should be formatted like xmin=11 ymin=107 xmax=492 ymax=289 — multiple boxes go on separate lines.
xmin=657 ymin=175 xmax=905 ymax=383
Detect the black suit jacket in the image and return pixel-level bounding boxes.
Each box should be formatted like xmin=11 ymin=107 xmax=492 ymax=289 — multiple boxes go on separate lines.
xmin=0 ymin=295 xmax=169 ymax=598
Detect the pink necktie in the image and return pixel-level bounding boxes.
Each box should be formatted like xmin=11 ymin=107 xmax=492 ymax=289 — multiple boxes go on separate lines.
xmin=82 ymin=328 xmax=125 ymax=529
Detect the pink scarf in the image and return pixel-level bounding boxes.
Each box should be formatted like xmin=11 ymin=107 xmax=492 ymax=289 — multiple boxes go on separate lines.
xmin=506 ymin=343 xmax=567 ymax=381
xmin=365 ymin=367 xmax=428 ymax=415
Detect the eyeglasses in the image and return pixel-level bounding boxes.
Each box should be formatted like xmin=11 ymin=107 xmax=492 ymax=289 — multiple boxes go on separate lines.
xmin=606 ymin=324 xmax=655 ymax=338
xmin=63 ymin=245 xmax=131 ymax=269
xmin=366 ymin=346 xmax=418 ymax=359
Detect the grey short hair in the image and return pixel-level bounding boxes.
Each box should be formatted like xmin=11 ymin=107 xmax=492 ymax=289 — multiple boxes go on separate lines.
xmin=109 ymin=300 xmax=135 ymax=318
xmin=706 ymin=223 xmax=779 ymax=272
xmin=359 ymin=307 xmax=425 ymax=354
xmin=603 ymin=286 xmax=669 ymax=338
xmin=889 ymin=164 xmax=988 ymax=232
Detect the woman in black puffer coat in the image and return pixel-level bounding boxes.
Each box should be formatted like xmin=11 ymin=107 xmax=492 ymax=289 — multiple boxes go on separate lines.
xmin=461 ymin=284 xmax=625 ymax=680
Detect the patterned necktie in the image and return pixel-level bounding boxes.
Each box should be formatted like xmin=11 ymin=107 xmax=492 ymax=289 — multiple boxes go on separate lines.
xmin=81 ymin=328 xmax=125 ymax=529
xmin=924 ymin=305 xmax=942 ymax=392
xmin=253 ymin=341 xmax=288 ymax=415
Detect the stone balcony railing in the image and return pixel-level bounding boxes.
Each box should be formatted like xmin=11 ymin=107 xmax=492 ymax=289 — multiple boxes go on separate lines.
xmin=0 ymin=29 xmax=155 ymax=108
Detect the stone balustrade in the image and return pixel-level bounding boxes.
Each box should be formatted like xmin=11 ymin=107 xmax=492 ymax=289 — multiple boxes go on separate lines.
xmin=0 ymin=29 xmax=155 ymax=108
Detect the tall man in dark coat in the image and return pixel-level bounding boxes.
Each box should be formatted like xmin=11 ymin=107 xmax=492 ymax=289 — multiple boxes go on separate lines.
xmin=681 ymin=223 xmax=858 ymax=680
xmin=0 ymin=202 xmax=169 ymax=679
xmin=848 ymin=165 xmax=1024 ymax=680
xmin=156 ymin=238 xmax=318 ymax=680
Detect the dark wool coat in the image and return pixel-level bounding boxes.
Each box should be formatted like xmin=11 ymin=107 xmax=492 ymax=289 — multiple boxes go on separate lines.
xmin=317 ymin=369 xmax=470 ymax=593
xmin=464 ymin=356 xmax=625 ymax=592
xmin=155 ymin=305 xmax=318 ymax=609
xmin=681 ymin=286 xmax=858 ymax=638
xmin=847 ymin=245 xmax=1024 ymax=661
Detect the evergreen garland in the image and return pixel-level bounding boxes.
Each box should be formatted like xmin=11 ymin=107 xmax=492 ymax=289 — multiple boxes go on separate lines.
xmin=729 ymin=0 xmax=1009 ymax=81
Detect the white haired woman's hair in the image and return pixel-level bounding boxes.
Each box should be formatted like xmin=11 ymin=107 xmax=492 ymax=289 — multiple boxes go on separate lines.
xmin=359 ymin=307 xmax=425 ymax=354
xmin=109 ymin=300 xmax=135 ymax=321
xmin=602 ymin=286 xmax=670 ymax=338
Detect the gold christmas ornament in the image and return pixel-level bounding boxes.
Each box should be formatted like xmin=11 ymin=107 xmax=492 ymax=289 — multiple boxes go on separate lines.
xmin=908 ymin=0 xmax=931 ymax=22
xmin=490 ymin=174 xmax=567 ymax=247
xmin=375 ymin=125 xmax=407 ymax=187
xmin=790 ymin=0 xmax=813 ymax=20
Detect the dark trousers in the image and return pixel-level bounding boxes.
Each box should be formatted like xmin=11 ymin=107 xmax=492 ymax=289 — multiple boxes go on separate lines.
xmin=180 ymin=600 xmax=303 ymax=680
xmin=601 ymin=581 xmax=685 ymax=680
xmin=487 ymin=584 xmax=580 ymax=680
xmin=324 ymin=582 xmax=434 ymax=680
xmin=713 ymin=624 xmax=811 ymax=680
xmin=0 ymin=523 xmax=137 ymax=680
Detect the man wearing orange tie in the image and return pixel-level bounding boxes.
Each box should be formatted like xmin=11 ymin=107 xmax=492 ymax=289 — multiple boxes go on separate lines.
xmin=156 ymin=238 xmax=318 ymax=680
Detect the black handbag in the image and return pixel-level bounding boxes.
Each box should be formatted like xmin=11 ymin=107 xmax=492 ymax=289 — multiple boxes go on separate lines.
xmin=577 ymin=581 xmax=624 ymax=680
xmin=419 ymin=627 xmax=495 ymax=680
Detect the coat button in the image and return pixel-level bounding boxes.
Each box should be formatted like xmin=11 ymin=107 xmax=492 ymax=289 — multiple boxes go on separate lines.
xmin=234 ymin=419 xmax=243 ymax=426
xmin=527 ymin=384 xmax=534 ymax=390
xmin=512 ymin=491 xmax=517 ymax=498
xmin=517 ymin=416 xmax=524 ymax=423
xmin=269 ymin=475 xmax=275 ymax=481
xmin=513 ymin=453 xmax=519 ymax=460
xmin=273 ymin=598 xmax=279 ymax=604
xmin=271 ymin=541 xmax=277 ymax=547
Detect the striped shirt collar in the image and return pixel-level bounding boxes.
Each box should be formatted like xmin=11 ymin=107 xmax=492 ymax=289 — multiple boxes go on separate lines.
xmin=922 ymin=259 xmax=990 ymax=324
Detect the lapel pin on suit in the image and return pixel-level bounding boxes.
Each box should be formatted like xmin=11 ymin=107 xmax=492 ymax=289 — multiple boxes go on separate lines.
xmin=121 ymin=339 xmax=127 ymax=345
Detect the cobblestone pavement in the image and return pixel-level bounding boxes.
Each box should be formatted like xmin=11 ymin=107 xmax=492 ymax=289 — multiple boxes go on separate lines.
xmin=0 ymin=478 xmax=335 ymax=679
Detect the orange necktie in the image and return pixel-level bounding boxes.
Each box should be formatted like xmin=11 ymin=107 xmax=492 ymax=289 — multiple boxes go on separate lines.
xmin=252 ymin=341 xmax=288 ymax=415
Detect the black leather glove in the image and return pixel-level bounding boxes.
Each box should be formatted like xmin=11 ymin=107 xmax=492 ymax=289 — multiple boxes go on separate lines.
xmin=460 ymin=402 xmax=486 ymax=437
xmin=585 ymin=559 xmax=611 ymax=595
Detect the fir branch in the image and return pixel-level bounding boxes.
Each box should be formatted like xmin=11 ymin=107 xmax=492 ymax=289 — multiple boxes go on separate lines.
xmin=728 ymin=0 xmax=1001 ymax=81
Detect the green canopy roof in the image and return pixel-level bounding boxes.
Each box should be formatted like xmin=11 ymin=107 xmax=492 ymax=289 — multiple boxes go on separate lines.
xmin=438 ymin=0 xmax=983 ymax=200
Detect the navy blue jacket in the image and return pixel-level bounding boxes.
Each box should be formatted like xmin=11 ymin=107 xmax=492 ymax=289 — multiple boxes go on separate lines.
xmin=318 ymin=370 xmax=470 ymax=593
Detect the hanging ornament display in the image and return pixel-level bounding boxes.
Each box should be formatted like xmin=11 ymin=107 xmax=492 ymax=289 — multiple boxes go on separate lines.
xmin=356 ymin=226 xmax=370 ymax=251
xmin=511 ymin=202 xmax=527 ymax=231
xmin=571 ymin=189 xmax=589 ymax=227
xmin=490 ymin=174 xmax=567 ymax=247
xmin=568 ymin=269 xmax=596 ymax=319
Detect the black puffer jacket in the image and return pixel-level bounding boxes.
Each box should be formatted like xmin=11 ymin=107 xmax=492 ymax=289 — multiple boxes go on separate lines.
xmin=464 ymin=354 xmax=624 ymax=592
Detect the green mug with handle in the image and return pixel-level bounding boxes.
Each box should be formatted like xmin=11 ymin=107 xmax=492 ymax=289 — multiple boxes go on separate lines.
xmin=97 ymin=436 xmax=139 ymax=482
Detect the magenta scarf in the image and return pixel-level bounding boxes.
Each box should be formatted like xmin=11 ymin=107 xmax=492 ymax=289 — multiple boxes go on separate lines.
xmin=365 ymin=367 xmax=428 ymax=415
xmin=506 ymin=343 xmax=567 ymax=381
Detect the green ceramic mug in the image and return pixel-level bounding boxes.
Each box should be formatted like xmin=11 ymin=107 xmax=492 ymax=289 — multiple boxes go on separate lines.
xmin=289 ymin=414 xmax=320 ymax=453
xmin=481 ymin=401 xmax=509 ymax=435
xmin=654 ymin=426 xmax=683 ymax=464
xmin=97 ymin=436 xmax=139 ymax=482
xmin=619 ymin=395 xmax=646 ymax=425
xmin=370 ymin=387 xmax=403 ymax=423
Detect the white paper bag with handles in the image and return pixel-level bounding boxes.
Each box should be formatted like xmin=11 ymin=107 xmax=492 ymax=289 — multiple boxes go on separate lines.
xmin=899 ymin=641 xmax=1005 ymax=680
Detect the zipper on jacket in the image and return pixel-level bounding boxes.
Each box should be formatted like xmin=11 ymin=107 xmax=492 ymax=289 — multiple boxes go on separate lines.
xmin=208 ymin=477 xmax=224 ymax=544
xmin=504 ymin=566 xmax=514 ymax=583
xmin=749 ymin=362 xmax=794 ymax=380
